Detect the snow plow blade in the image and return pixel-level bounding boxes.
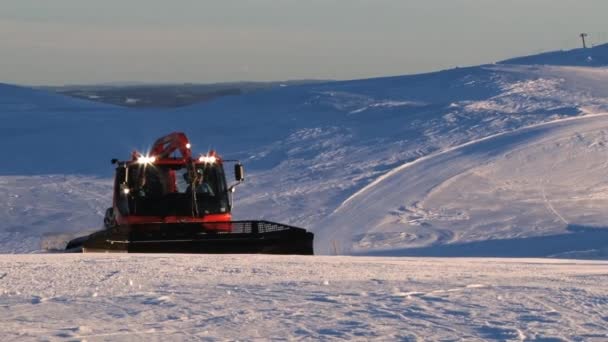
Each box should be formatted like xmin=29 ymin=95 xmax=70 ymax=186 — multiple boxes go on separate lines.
xmin=65 ymin=221 xmax=314 ymax=255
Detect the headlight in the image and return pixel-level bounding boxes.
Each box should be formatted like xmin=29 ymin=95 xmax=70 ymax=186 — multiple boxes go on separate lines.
xmin=137 ymin=155 xmax=156 ymax=164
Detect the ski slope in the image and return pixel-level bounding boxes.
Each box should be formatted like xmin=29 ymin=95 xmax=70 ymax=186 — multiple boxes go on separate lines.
xmin=1 ymin=255 xmax=607 ymax=341
xmin=318 ymin=114 xmax=608 ymax=256
xmin=2 ymin=46 xmax=608 ymax=256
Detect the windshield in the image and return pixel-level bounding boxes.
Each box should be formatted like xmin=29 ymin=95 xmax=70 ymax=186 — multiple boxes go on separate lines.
xmin=116 ymin=164 xmax=230 ymax=217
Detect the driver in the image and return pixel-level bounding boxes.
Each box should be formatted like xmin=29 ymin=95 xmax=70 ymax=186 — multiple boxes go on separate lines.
xmin=183 ymin=170 xmax=215 ymax=196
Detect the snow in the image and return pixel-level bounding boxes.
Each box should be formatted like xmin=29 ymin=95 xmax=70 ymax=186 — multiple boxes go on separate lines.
xmin=5 ymin=47 xmax=608 ymax=257
xmin=1 ymin=254 xmax=607 ymax=341
xmin=500 ymin=43 xmax=608 ymax=67
xmin=0 ymin=176 xmax=111 ymax=253
xmin=317 ymin=114 xmax=608 ymax=256
xmin=0 ymin=83 xmax=116 ymax=112
xmin=2 ymin=45 xmax=608 ymax=340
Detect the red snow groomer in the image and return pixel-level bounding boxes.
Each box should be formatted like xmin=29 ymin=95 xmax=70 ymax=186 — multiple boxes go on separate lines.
xmin=66 ymin=132 xmax=314 ymax=254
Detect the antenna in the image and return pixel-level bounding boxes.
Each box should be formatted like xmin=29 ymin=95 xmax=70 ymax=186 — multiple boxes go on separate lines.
xmin=580 ymin=33 xmax=588 ymax=49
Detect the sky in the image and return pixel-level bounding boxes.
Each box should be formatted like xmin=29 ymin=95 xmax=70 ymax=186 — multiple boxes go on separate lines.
xmin=1 ymin=0 xmax=607 ymax=85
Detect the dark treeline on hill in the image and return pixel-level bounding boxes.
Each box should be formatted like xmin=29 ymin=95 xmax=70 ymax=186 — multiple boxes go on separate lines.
xmin=41 ymin=80 xmax=328 ymax=108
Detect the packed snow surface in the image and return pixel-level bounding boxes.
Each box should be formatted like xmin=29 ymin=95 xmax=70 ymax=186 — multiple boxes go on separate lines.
xmin=0 ymin=254 xmax=606 ymax=341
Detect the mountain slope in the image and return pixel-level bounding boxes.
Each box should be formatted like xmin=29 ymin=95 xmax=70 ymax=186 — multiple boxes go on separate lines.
xmin=3 ymin=47 xmax=608 ymax=255
xmin=317 ymin=114 xmax=608 ymax=256
xmin=500 ymin=43 xmax=608 ymax=67
xmin=0 ymin=83 xmax=117 ymax=111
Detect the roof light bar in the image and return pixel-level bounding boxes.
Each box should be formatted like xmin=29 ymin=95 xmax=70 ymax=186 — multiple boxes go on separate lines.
xmin=137 ymin=155 xmax=157 ymax=164
xmin=198 ymin=155 xmax=217 ymax=164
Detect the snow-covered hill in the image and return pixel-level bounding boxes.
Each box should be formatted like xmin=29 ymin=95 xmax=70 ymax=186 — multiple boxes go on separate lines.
xmin=318 ymin=114 xmax=608 ymax=256
xmin=500 ymin=43 xmax=608 ymax=67
xmin=0 ymin=83 xmax=117 ymax=112
xmin=2 ymin=46 xmax=608 ymax=256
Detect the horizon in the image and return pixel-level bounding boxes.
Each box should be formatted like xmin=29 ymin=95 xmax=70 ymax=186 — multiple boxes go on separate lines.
xmin=2 ymin=0 xmax=607 ymax=86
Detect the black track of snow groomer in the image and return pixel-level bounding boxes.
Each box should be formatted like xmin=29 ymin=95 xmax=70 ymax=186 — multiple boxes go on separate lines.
xmin=65 ymin=221 xmax=314 ymax=255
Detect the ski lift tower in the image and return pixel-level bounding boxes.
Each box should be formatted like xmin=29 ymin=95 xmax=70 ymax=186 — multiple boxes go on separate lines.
xmin=580 ymin=33 xmax=589 ymax=49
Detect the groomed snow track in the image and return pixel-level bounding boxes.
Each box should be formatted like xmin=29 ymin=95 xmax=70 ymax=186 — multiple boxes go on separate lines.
xmin=318 ymin=113 xmax=608 ymax=256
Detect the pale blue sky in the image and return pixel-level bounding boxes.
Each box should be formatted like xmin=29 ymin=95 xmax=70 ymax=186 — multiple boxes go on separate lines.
xmin=1 ymin=0 xmax=606 ymax=85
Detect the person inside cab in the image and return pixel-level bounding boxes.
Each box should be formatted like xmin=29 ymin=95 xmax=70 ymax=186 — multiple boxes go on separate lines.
xmin=183 ymin=169 xmax=215 ymax=196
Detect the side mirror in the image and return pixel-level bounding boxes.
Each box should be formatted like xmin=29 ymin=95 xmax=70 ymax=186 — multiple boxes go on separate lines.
xmin=235 ymin=163 xmax=245 ymax=182
xmin=111 ymin=158 xmax=119 ymax=165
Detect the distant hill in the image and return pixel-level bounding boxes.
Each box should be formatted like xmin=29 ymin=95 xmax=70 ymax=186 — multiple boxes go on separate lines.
xmin=41 ymin=80 xmax=329 ymax=108
xmin=0 ymin=83 xmax=116 ymax=111
xmin=499 ymin=43 xmax=608 ymax=67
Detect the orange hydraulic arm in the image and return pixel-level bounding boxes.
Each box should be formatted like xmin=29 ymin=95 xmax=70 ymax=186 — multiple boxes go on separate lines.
xmin=149 ymin=132 xmax=192 ymax=160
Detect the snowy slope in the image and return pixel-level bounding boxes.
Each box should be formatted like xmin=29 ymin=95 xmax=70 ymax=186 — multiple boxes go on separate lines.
xmin=318 ymin=114 xmax=608 ymax=256
xmin=3 ymin=46 xmax=608 ymax=255
xmin=1 ymin=255 xmax=606 ymax=341
xmin=0 ymin=83 xmax=117 ymax=112
xmin=2 ymin=48 xmax=608 ymax=341
xmin=500 ymin=43 xmax=608 ymax=67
